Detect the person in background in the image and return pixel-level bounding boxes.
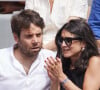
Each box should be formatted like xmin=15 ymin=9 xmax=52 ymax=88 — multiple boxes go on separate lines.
xmin=87 ymin=0 xmax=93 ymax=18
xmin=0 ymin=9 xmax=57 ymax=90
xmin=84 ymin=2 xmax=100 ymax=89
xmin=88 ymin=0 xmax=100 ymax=50
xmin=25 ymin=0 xmax=88 ymax=51
xmin=45 ymin=19 xmax=100 ymax=90
xmin=0 ymin=1 xmax=25 ymax=14
xmin=83 ymin=2 xmax=100 ymax=87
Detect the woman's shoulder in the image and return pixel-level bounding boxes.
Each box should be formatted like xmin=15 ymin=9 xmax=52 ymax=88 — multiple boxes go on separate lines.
xmin=89 ymin=56 xmax=100 ymax=63
xmin=88 ymin=56 xmax=100 ymax=69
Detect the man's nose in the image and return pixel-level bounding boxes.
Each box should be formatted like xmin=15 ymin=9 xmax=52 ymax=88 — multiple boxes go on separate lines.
xmin=31 ymin=36 xmax=38 ymax=43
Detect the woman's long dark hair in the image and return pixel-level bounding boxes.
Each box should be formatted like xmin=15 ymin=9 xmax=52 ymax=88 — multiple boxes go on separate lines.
xmin=55 ymin=19 xmax=99 ymax=73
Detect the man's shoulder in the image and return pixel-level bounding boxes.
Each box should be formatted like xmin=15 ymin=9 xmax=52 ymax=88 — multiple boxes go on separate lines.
xmin=40 ymin=49 xmax=56 ymax=57
xmin=0 ymin=47 xmax=12 ymax=53
xmin=0 ymin=47 xmax=12 ymax=57
xmin=41 ymin=49 xmax=55 ymax=54
xmin=41 ymin=49 xmax=54 ymax=53
xmin=0 ymin=47 xmax=12 ymax=64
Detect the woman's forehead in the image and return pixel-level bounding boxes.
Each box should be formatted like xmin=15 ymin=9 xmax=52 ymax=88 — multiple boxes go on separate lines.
xmin=61 ymin=30 xmax=75 ymax=37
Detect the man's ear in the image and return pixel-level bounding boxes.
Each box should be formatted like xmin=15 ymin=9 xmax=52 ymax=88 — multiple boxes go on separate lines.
xmin=13 ymin=33 xmax=19 ymax=43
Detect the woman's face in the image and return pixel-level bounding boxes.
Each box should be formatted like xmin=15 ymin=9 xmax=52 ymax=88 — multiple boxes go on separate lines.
xmin=60 ymin=29 xmax=85 ymax=60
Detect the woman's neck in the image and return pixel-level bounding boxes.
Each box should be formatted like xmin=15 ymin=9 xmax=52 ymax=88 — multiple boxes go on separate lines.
xmin=70 ymin=53 xmax=81 ymax=69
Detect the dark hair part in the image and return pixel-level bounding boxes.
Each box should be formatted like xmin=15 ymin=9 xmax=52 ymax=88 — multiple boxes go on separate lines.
xmin=55 ymin=19 xmax=99 ymax=73
xmin=11 ymin=9 xmax=45 ymax=37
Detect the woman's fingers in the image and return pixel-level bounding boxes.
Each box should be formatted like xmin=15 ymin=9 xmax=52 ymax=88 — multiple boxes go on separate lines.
xmin=47 ymin=56 xmax=56 ymax=65
xmin=45 ymin=56 xmax=62 ymax=74
xmin=56 ymin=57 xmax=61 ymax=63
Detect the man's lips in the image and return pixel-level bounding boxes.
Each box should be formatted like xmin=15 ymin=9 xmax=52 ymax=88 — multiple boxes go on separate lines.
xmin=32 ymin=47 xmax=39 ymax=49
xmin=31 ymin=47 xmax=40 ymax=51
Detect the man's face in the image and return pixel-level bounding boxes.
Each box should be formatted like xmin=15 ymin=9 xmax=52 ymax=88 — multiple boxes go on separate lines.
xmin=16 ymin=23 xmax=43 ymax=57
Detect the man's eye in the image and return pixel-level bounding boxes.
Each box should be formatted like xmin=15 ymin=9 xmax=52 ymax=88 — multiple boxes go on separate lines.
xmin=36 ymin=33 xmax=42 ymax=37
xmin=26 ymin=35 xmax=32 ymax=38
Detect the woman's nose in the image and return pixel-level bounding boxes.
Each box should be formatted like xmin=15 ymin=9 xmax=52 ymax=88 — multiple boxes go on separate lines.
xmin=62 ymin=40 xmax=66 ymax=46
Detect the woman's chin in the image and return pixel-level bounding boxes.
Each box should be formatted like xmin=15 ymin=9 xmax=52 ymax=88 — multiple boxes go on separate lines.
xmin=63 ymin=53 xmax=71 ymax=58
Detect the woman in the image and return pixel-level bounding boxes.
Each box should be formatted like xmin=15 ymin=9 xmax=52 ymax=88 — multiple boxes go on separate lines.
xmin=25 ymin=0 xmax=88 ymax=51
xmin=45 ymin=19 xmax=100 ymax=90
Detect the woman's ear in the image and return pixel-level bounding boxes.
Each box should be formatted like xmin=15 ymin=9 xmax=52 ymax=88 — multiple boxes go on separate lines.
xmin=13 ymin=33 xmax=19 ymax=43
xmin=81 ymin=41 xmax=86 ymax=51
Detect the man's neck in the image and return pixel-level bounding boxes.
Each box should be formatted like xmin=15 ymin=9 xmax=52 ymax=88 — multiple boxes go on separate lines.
xmin=14 ymin=48 xmax=38 ymax=74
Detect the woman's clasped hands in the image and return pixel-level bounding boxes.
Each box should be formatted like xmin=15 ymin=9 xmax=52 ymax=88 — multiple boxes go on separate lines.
xmin=44 ymin=57 xmax=67 ymax=83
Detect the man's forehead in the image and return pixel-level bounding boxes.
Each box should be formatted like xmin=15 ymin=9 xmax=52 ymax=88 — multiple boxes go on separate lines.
xmin=21 ymin=24 xmax=42 ymax=34
xmin=21 ymin=29 xmax=42 ymax=35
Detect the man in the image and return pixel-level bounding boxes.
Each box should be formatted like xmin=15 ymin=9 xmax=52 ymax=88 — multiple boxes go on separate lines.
xmin=0 ymin=9 xmax=56 ymax=90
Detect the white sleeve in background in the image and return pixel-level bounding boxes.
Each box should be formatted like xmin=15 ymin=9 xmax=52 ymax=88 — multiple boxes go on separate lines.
xmin=70 ymin=0 xmax=88 ymax=19
xmin=25 ymin=0 xmax=34 ymax=9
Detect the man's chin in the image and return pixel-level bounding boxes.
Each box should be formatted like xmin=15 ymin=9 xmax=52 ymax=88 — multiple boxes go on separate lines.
xmin=29 ymin=48 xmax=41 ymax=56
xmin=28 ymin=51 xmax=39 ymax=57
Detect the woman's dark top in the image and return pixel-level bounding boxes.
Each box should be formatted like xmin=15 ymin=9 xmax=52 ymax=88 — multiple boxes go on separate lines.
xmin=61 ymin=68 xmax=85 ymax=90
